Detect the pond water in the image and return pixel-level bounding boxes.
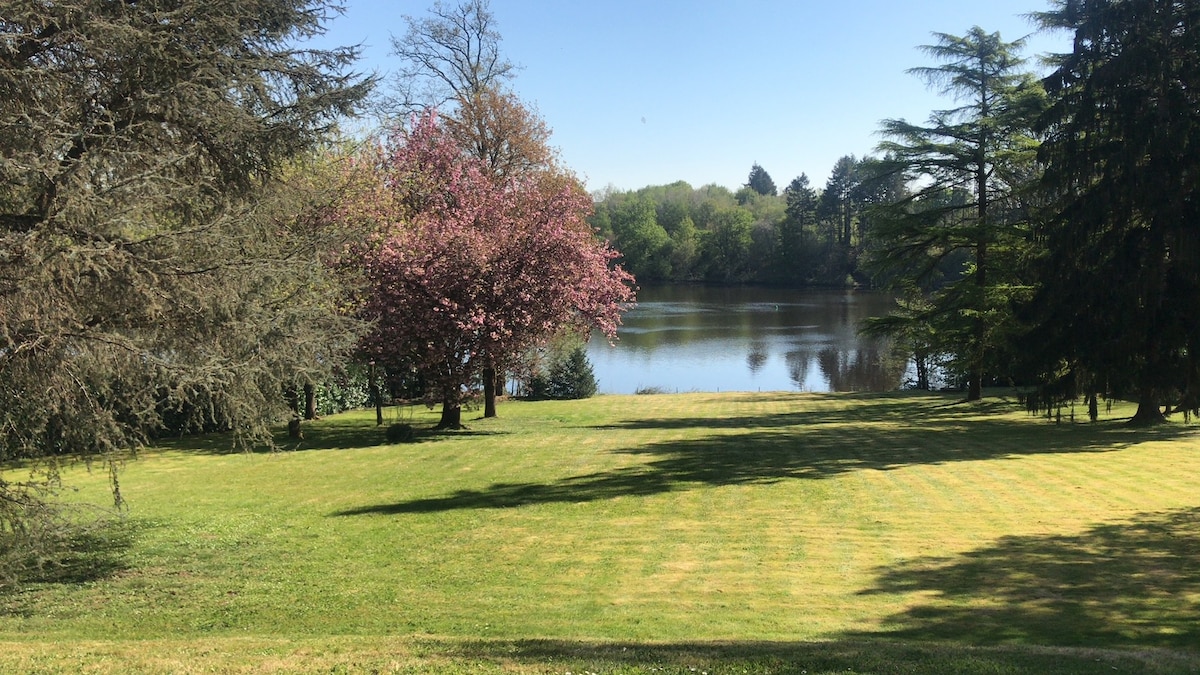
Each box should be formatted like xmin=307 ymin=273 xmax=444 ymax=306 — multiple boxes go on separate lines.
xmin=586 ymin=285 xmax=906 ymax=394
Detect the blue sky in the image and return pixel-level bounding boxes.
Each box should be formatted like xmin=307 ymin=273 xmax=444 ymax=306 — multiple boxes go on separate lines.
xmin=313 ymin=1 xmax=1070 ymax=193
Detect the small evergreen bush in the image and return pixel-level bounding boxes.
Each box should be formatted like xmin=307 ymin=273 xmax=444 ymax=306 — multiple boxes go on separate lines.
xmin=525 ymin=373 xmax=551 ymax=400
xmin=546 ymin=346 xmax=598 ymax=400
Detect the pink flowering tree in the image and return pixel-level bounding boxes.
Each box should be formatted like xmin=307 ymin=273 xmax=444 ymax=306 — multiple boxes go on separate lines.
xmin=343 ymin=113 xmax=634 ymax=429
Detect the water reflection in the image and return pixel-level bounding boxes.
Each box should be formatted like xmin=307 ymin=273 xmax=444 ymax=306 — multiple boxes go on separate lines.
xmin=746 ymin=344 xmax=768 ymax=374
xmin=587 ymin=285 xmax=905 ymax=394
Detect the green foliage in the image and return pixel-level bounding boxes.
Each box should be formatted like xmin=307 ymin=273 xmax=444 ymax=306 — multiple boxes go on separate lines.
xmin=745 ymin=163 xmax=778 ymax=196
xmin=0 ymin=0 xmax=372 ymax=571
xmin=591 ymin=169 xmax=879 ymax=287
xmin=604 ymin=194 xmax=673 ymax=280
xmin=701 ymin=207 xmax=755 ymax=282
xmin=518 ymin=339 xmax=597 ymax=400
xmin=775 ymin=175 xmax=817 ymax=275
xmin=314 ymin=367 xmax=374 ymax=418
xmin=1024 ymin=0 xmax=1200 ymax=424
xmin=819 ymin=155 xmax=862 ymax=252
xmin=545 ymin=346 xmax=598 ymax=400
xmin=868 ymin=27 xmax=1043 ymax=401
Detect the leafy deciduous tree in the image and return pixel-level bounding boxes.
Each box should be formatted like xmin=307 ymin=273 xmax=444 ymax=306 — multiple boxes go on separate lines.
xmin=391 ymin=1 xmax=574 ymax=418
xmin=607 ymin=195 xmax=673 ymax=281
xmin=702 ymin=207 xmax=755 ymax=282
xmin=387 ymin=0 xmax=516 ymax=114
xmin=346 ymin=115 xmax=632 ymax=428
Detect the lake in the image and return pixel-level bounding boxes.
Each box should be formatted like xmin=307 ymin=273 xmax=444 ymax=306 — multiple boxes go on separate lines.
xmin=586 ymin=285 xmax=906 ymax=394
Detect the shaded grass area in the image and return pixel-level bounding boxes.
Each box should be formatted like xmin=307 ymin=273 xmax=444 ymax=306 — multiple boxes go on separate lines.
xmin=0 ymin=514 xmax=134 ymax=595
xmin=1 ymin=391 xmax=1198 ymax=672
xmin=854 ymin=506 xmax=1200 ymax=649
xmin=338 ymin=394 xmax=1184 ymax=514
xmin=0 ymin=635 xmax=1194 ymax=674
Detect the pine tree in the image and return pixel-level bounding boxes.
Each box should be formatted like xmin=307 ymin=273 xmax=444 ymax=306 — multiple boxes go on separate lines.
xmin=547 ymin=346 xmax=598 ymax=400
xmin=0 ymin=0 xmax=372 ymax=550
xmin=745 ymin=163 xmax=778 ymax=196
xmin=1026 ymin=0 xmax=1200 ymax=424
xmin=868 ymin=27 xmax=1044 ymax=401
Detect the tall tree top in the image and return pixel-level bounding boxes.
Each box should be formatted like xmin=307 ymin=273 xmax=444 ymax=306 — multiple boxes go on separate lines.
xmin=907 ymin=27 xmax=1030 ymax=121
xmin=445 ymin=85 xmax=557 ymax=179
xmin=745 ymin=163 xmax=777 ymax=196
xmin=389 ymin=0 xmax=518 ymax=114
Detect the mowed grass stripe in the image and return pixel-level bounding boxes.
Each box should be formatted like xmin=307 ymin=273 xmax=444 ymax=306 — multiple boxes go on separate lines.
xmin=2 ymin=390 xmax=1198 ymax=671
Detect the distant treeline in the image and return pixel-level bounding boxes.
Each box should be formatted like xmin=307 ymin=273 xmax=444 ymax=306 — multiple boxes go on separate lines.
xmin=590 ymin=158 xmax=905 ymax=288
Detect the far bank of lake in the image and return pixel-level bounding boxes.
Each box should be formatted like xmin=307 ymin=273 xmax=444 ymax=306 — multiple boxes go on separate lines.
xmin=587 ymin=285 xmax=906 ymax=395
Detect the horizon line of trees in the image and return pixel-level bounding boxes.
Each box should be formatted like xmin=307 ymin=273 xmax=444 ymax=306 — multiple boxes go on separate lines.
xmin=591 ymin=155 xmax=900 ymax=287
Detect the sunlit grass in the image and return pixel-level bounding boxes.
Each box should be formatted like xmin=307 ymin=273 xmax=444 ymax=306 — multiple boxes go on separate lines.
xmin=2 ymin=390 xmax=1198 ymax=673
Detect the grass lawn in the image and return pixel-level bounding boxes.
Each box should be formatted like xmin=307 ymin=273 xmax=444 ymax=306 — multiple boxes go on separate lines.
xmin=1 ymin=390 xmax=1198 ymax=673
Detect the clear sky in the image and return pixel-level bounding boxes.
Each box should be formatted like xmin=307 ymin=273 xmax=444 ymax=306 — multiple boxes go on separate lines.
xmin=312 ymin=1 xmax=1070 ymax=193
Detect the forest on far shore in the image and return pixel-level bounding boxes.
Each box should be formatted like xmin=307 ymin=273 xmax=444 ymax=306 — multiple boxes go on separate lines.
xmin=590 ymin=158 xmax=907 ymax=288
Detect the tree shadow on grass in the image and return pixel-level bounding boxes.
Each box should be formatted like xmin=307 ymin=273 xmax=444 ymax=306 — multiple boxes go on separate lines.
xmin=334 ymin=394 xmax=1193 ymax=515
xmin=431 ymin=636 xmax=1198 ymax=674
xmin=592 ymin=391 xmax=1083 ymax=432
xmin=845 ymin=506 xmax=1200 ymax=650
xmin=156 ymin=415 xmax=509 ymax=455
xmin=0 ymin=516 xmax=138 ymax=615
xmin=147 ymin=422 xmax=394 ymax=455
xmin=279 ymin=420 xmax=508 ymax=452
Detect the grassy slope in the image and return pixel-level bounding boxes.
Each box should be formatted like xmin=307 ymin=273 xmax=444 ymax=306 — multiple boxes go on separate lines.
xmin=1 ymin=391 xmax=1198 ymax=673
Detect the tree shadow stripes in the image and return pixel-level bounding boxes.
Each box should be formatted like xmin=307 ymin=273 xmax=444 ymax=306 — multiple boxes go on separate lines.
xmin=332 ymin=397 xmax=1186 ymax=516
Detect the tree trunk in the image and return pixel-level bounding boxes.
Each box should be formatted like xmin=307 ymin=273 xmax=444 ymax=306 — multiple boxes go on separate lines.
xmin=967 ymin=238 xmax=986 ymax=402
xmin=967 ymin=366 xmax=983 ymax=401
xmin=1088 ymin=391 xmax=1099 ymax=423
xmin=368 ymin=365 xmax=383 ymax=426
xmin=914 ymin=349 xmax=930 ymax=390
xmin=303 ymin=383 xmax=317 ymax=420
xmin=1129 ymin=388 xmax=1166 ymax=426
xmin=483 ymin=365 xmax=497 ymax=418
xmin=437 ymin=402 xmax=463 ymax=430
xmin=968 ymin=132 xmax=989 ymax=404
xmin=284 ymin=385 xmax=299 ymax=416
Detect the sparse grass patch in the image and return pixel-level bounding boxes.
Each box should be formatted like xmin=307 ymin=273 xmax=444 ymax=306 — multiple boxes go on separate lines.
xmin=1 ymin=391 xmax=1198 ymax=672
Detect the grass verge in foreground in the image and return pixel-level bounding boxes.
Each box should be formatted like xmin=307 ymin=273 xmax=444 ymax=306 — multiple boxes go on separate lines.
xmin=1 ymin=390 xmax=1198 ymax=673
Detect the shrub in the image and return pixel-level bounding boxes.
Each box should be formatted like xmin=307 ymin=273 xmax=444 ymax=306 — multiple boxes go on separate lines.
xmin=316 ymin=367 xmax=373 ymax=417
xmin=546 ymin=346 xmax=598 ymax=400
xmin=524 ymin=373 xmax=551 ymax=401
xmin=385 ymin=423 xmax=415 ymax=443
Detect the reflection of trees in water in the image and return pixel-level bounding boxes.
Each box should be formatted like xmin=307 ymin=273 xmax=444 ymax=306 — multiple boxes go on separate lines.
xmin=787 ymin=347 xmax=898 ymax=392
xmin=817 ymin=343 xmax=907 ymax=392
xmin=781 ymin=341 xmax=905 ymax=392
xmin=746 ymin=344 xmax=768 ymax=373
xmin=785 ymin=350 xmax=812 ymax=389
xmin=593 ymin=286 xmax=907 ymax=393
